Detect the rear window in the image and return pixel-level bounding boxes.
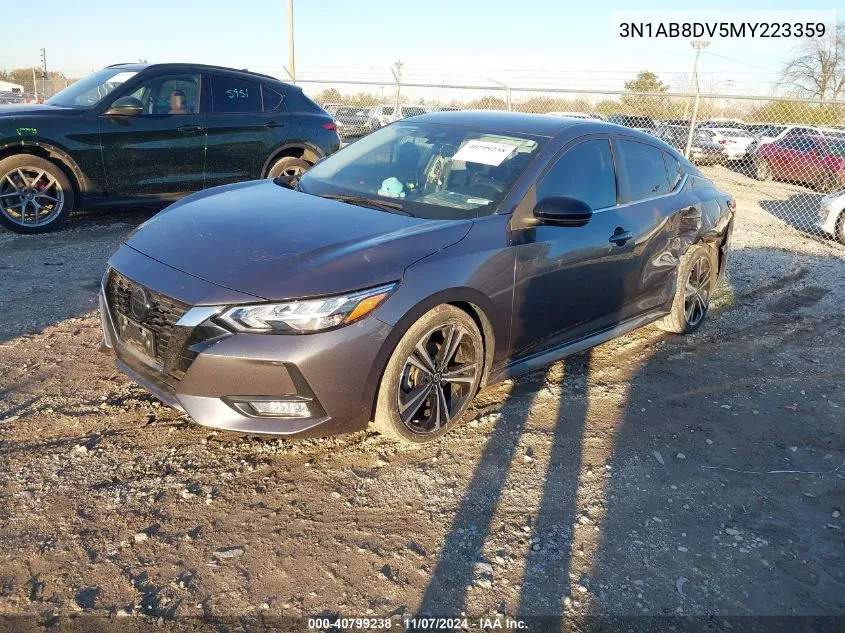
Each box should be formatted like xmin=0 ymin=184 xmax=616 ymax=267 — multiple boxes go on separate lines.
xmin=617 ymin=140 xmax=670 ymax=201
xmin=211 ymin=75 xmax=261 ymax=113
xmin=262 ymin=85 xmax=284 ymax=111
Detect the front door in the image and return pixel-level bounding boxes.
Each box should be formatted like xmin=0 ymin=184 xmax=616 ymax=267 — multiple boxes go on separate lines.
xmin=203 ymin=74 xmax=290 ymax=187
xmin=98 ymin=72 xmax=206 ymax=197
xmin=510 ymin=137 xmax=633 ymax=359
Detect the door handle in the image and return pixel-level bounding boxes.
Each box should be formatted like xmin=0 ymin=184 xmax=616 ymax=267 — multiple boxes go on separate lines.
xmin=264 ymin=121 xmax=285 ymax=129
xmin=609 ymin=228 xmax=633 ymax=246
xmin=177 ymin=125 xmax=205 ymax=133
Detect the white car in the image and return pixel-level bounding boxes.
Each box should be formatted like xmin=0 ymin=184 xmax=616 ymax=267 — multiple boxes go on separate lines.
xmin=701 ymin=127 xmax=755 ymax=161
xmin=818 ymin=189 xmax=845 ymax=244
xmin=368 ymin=104 xmax=427 ymax=129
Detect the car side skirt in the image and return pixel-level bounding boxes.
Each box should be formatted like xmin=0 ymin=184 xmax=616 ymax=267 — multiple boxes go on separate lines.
xmin=491 ymin=308 xmax=668 ymax=383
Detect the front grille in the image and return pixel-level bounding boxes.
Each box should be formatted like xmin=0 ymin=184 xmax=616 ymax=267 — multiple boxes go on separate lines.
xmin=106 ymin=270 xmax=191 ymax=378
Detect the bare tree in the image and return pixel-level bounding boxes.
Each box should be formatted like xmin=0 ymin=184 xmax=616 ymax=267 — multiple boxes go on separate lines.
xmin=782 ymin=22 xmax=845 ymax=101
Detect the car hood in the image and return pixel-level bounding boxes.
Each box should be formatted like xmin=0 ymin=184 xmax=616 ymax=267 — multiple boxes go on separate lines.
xmin=0 ymin=103 xmax=83 ymax=118
xmin=126 ymin=180 xmax=473 ymax=301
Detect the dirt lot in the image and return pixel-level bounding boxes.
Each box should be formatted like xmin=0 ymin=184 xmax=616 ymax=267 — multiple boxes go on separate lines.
xmin=1 ymin=168 xmax=844 ymax=632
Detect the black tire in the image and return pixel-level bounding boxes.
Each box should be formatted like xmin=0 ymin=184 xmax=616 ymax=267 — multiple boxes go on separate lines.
xmin=815 ymin=170 xmax=840 ymax=194
xmin=835 ymin=211 xmax=845 ymax=246
xmin=754 ymin=158 xmax=772 ymax=182
xmin=0 ymin=154 xmax=74 ymax=234
xmin=267 ymin=156 xmax=312 ymax=180
xmin=371 ymin=305 xmax=484 ymax=444
xmin=657 ymin=243 xmax=717 ymax=335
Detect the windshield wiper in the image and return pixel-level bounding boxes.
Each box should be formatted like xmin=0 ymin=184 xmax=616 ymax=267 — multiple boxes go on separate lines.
xmin=320 ymin=194 xmax=413 ymax=216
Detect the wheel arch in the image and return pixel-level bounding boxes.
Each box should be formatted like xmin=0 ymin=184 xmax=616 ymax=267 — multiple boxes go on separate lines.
xmin=363 ymin=288 xmax=499 ymax=424
xmin=260 ymin=142 xmax=324 ymax=178
xmin=0 ymin=140 xmax=90 ymax=205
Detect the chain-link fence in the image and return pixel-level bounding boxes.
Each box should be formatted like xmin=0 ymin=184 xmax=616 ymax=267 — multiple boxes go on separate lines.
xmin=0 ymin=76 xmax=69 ymax=104
xmin=300 ymin=79 xmax=845 ymax=244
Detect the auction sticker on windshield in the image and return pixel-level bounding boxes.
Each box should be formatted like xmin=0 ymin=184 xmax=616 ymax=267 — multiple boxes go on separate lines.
xmin=453 ymin=140 xmax=517 ymax=166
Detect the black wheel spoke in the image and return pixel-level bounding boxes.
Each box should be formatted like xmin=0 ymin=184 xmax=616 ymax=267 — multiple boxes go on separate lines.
xmin=399 ymin=382 xmax=433 ymax=423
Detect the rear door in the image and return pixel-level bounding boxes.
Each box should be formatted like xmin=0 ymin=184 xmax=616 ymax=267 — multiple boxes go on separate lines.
xmin=98 ymin=72 xmax=206 ymax=197
xmin=203 ymin=75 xmax=290 ymax=188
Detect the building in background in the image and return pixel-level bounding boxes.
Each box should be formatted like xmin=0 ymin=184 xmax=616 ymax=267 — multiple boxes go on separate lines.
xmin=0 ymin=80 xmax=24 ymax=93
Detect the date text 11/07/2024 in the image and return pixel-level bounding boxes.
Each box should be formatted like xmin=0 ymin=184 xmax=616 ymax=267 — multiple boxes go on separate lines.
xmin=307 ymin=616 xmax=528 ymax=630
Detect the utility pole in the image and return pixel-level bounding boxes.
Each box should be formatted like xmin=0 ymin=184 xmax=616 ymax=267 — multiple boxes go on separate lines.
xmin=39 ymin=47 xmax=47 ymax=99
xmin=683 ymin=40 xmax=709 ymax=160
xmin=391 ymin=60 xmax=403 ymax=121
xmin=287 ymin=0 xmax=296 ymax=82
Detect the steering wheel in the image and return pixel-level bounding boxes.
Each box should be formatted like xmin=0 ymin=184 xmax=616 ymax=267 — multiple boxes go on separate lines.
xmin=466 ymin=177 xmax=505 ymax=197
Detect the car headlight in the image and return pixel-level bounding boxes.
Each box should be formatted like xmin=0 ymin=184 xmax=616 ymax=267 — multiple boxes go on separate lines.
xmin=218 ymin=284 xmax=395 ymax=333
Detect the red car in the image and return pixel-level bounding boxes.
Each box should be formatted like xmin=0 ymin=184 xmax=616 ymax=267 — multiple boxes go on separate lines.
xmin=755 ymin=134 xmax=845 ymax=193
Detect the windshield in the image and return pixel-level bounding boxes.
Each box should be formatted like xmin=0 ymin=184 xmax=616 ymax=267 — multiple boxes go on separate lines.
xmin=299 ymin=122 xmax=546 ymax=220
xmin=825 ymin=141 xmax=845 ymax=157
xmin=47 ymin=68 xmax=138 ymax=107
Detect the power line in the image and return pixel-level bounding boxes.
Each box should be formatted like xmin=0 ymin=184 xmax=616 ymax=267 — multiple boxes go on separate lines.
xmin=702 ymin=51 xmax=779 ymax=73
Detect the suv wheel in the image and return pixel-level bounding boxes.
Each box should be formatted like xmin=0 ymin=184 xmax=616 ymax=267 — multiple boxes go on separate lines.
xmin=372 ymin=305 xmax=484 ymax=444
xmin=267 ymin=157 xmax=311 ymax=180
xmin=657 ymin=243 xmax=716 ymax=334
xmin=0 ymin=155 xmax=74 ymax=234
xmin=754 ymin=158 xmax=772 ymax=182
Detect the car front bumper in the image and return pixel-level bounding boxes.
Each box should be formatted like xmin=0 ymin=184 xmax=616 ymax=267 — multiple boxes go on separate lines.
xmin=817 ymin=196 xmax=844 ymax=235
xmin=99 ymin=250 xmax=393 ymax=438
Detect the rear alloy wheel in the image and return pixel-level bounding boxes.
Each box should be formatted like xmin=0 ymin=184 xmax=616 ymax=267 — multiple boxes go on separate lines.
xmin=0 ymin=155 xmax=74 ymax=234
xmin=755 ymin=158 xmax=772 ymax=182
xmin=267 ymin=156 xmax=312 ymax=181
xmin=815 ymin=171 xmax=840 ymax=194
xmin=658 ymin=244 xmax=716 ymax=334
xmin=372 ymin=305 xmax=484 ymax=444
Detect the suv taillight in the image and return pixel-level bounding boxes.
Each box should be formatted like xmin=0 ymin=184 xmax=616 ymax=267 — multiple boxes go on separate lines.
xmin=322 ymin=121 xmax=336 ymax=131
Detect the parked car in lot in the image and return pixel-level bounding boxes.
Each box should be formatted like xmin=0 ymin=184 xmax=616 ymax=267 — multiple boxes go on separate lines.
xmin=100 ymin=111 xmax=735 ymax=443
xmin=606 ymin=114 xmax=654 ymax=132
xmin=698 ymin=127 xmax=755 ymax=161
xmin=0 ymin=63 xmax=340 ymax=233
xmin=818 ymin=189 xmax=845 ymax=244
xmin=654 ymin=125 xmax=726 ymax=165
xmin=333 ymin=106 xmax=372 ymax=139
xmin=746 ymin=124 xmax=816 ymax=160
xmin=368 ymin=104 xmax=427 ymax=129
xmin=755 ymin=134 xmax=845 ymax=193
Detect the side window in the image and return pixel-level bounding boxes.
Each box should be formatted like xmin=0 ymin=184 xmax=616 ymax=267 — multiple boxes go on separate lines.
xmin=127 ymin=74 xmax=201 ymax=115
xmin=617 ymin=139 xmax=670 ymax=201
xmin=663 ymin=152 xmax=682 ymax=190
xmin=794 ymin=137 xmax=816 ymax=153
xmin=211 ymin=75 xmax=261 ymax=113
xmin=537 ymin=139 xmax=617 ymax=210
xmin=262 ymin=85 xmax=284 ymax=112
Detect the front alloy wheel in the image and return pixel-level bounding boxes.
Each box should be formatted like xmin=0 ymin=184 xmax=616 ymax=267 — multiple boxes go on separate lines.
xmin=0 ymin=155 xmax=74 ymax=234
xmin=398 ymin=323 xmax=479 ymax=433
xmin=373 ymin=305 xmax=484 ymax=444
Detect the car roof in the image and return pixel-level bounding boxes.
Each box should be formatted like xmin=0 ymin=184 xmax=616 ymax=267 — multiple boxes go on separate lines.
xmin=410 ymin=110 xmax=596 ymax=136
xmin=413 ymin=110 xmax=669 ymax=144
xmin=106 ymin=62 xmax=279 ymax=82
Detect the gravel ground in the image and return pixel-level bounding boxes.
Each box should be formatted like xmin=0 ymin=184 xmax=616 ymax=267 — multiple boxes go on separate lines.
xmin=1 ymin=167 xmax=844 ymax=632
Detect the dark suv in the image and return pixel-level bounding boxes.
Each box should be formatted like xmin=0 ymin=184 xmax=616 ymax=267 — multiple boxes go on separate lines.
xmin=0 ymin=63 xmax=340 ymax=233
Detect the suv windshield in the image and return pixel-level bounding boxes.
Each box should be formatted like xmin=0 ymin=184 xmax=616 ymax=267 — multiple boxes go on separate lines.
xmin=47 ymin=68 xmax=139 ymax=108
xmin=299 ymin=122 xmax=545 ymax=220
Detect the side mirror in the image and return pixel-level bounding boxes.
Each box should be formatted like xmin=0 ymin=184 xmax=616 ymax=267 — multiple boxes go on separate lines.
xmin=533 ymin=196 xmax=593 ymax=227
xmin=105 ymin=96 xmax=143 ymax=116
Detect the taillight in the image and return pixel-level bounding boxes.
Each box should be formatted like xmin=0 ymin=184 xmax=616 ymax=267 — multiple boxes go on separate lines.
xmin=322 ymin=121 xmax=337 ymax=131
xmin=719 ymin=139 xmax=728 ymax=144
xmin=728 ymin=199 xmax=736 ymax=211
